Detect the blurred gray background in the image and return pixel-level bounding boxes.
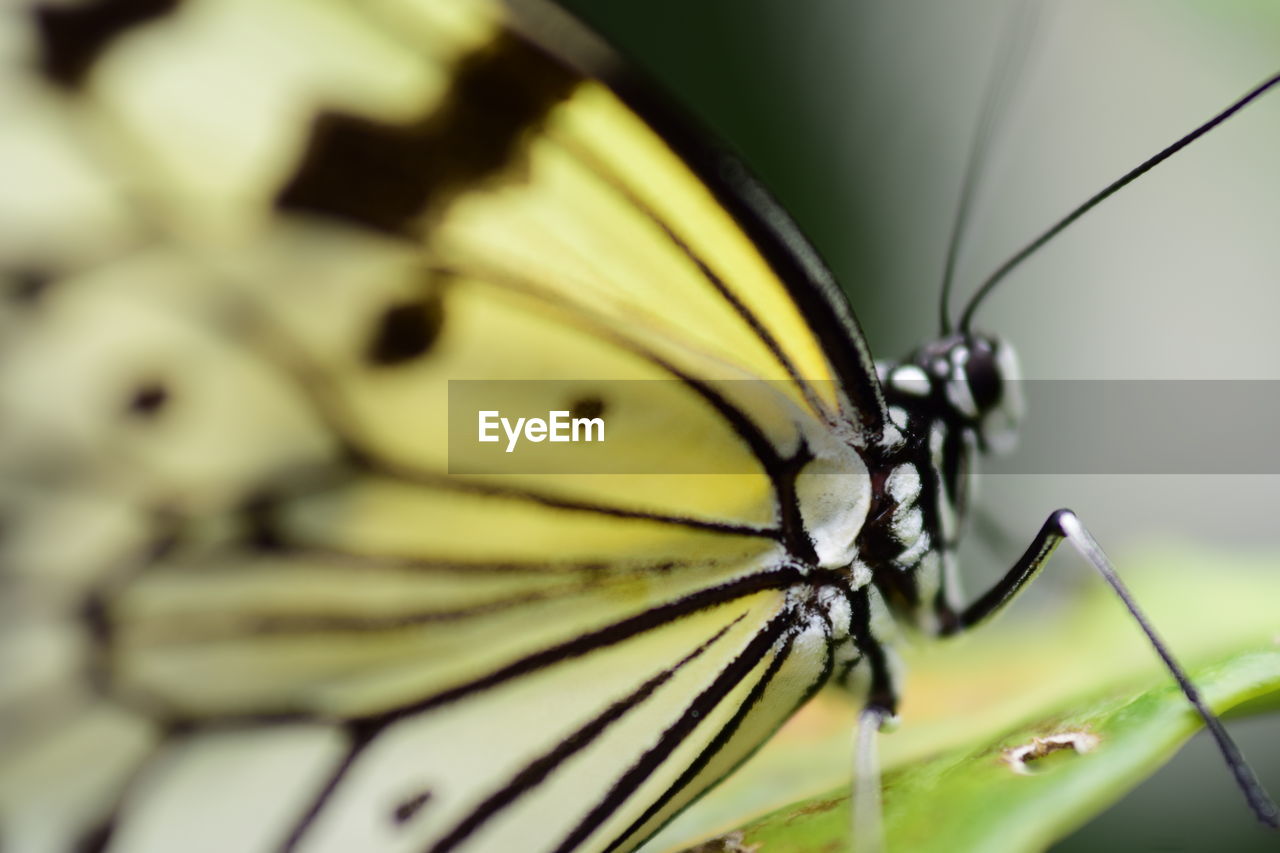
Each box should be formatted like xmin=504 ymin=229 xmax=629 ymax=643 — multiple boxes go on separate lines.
xmin=562 ymin=1 xmax=1280 ymax=849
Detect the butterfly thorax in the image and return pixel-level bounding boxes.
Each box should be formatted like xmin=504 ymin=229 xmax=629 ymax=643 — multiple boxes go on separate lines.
xmin=859 ymin=333 xmax=1023 ymax=634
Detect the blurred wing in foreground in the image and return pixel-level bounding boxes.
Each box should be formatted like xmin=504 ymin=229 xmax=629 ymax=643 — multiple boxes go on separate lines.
xmin=0 ymin=1 xmax=879 ymax=850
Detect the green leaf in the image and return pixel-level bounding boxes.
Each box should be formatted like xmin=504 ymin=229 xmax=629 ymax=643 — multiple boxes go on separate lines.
xmin=725 ymin=652 xmax=1279 ymax=853
xmin=657 ymin=548 xmax=1280 ymax=852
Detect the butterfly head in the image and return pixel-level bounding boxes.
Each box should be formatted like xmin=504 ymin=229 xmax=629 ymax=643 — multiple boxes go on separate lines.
xmin=871 ymin=333 xmax=1024 ymax=629
xmin=895 ymin=333 xmax=1024 ymax=456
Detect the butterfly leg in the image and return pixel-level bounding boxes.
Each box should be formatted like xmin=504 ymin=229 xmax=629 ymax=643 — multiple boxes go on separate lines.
xmin=845 ymin=585 xmax=902 ymax=851
xmin=852 ymin=705 xmax=892 ymax=853
xmin=941 ymin=508 xmax=1280 ymax=828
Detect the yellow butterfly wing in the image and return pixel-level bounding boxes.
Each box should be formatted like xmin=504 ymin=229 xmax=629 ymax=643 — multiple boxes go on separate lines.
xmin=0 ymin=1 xmax=884 ymax=851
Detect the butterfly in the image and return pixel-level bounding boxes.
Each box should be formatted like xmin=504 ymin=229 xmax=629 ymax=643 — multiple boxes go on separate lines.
xmin=0 ymin=1 xmax=1275 ymax=852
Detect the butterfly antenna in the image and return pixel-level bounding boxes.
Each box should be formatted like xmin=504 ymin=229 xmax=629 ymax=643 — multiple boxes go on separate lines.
xmin=959 ymin=71 xmax=1280 ymax=334
xmin=939 ymin=0 xmax=1044 ymax=336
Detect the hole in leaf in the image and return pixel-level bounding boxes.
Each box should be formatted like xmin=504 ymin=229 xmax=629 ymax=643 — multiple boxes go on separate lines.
xmin=1002 ymin=731 xmax=1099 ymax=775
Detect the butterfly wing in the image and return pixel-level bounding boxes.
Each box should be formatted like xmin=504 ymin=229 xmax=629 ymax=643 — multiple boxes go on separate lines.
xmin=0 ymin=1 xmax=882 ymax=851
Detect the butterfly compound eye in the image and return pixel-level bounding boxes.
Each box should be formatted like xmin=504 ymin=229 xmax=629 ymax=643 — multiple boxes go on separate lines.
xmin=966 ymin=338 xmax=1003 ymax=411
xmin=967 ymin=336 xmax=1023 ymax=455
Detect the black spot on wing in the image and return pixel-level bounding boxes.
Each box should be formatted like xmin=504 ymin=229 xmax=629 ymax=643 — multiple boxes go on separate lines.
xmin=241 ymin=491 xmax=284 ymax=552
xmin=7 ymin=269 xmax=53 ymax=304
xmin=34 ymin=0 xmax=181 ymax=88
xmin=81 ymin=595 xmax=112 ymax=645
xmin=125 ymin=380 xmax=170 ymax=418
xmin=277 ymin=33 xmax=580 ymax=234
xmin=568 ymin=395 xmax=605 ymax=421
xmin=366 ymin=294 xmax=443 ymax=366
xmin=392 ymin=789 xmax=433 ymax=826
